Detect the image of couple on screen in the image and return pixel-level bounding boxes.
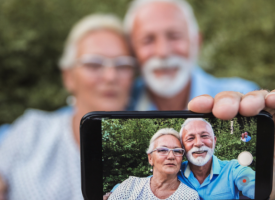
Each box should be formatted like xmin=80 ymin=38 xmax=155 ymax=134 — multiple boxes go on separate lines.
xmin=104 ymin=118 xmax=255 ymax=200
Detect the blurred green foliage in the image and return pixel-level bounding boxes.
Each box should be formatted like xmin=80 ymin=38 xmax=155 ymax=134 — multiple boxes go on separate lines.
xmin=102 ymin=117 xmax=256 ymax=193
xmin=0 ymin=0 xmax=274 ymax=124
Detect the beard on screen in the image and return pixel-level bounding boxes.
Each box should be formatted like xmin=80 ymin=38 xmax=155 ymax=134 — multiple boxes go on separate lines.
xmin=141 ymin=55 xmax=194 ymax=98
xmin=185 ymin=145 xmax=214 ymax=167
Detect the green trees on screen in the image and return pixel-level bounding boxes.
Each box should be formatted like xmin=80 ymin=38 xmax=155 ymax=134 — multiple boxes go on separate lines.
xmin=102 ymin=117 xmax=256 ymax=193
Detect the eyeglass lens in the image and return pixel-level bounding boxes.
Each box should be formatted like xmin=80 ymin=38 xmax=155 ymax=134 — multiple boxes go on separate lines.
xmin=156 ymin=147 xmax=184 ymax=156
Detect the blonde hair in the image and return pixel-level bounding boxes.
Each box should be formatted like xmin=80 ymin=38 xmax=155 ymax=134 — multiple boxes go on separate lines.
xmin=59 ymin=14 xmax=124 ymax=69
xmin=146 ymin=128 xmax=180 ymax=154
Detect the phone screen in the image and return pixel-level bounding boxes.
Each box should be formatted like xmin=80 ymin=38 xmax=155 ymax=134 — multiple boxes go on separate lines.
xmin=102 ymin=117 xmax=256 ymax=199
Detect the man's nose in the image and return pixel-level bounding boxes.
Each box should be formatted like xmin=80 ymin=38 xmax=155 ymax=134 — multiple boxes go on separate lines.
xmin=194 ymin=136 xmax=204 ymax=148
xmin=154 ymin=36 xmax=171 ymax=58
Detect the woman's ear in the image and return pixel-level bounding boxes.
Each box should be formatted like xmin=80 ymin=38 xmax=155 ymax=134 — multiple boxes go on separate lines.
xmin=148 ymin=154 xmax=153 ymax=166
xmin=62 ymin=69 xmax=76 ymax=94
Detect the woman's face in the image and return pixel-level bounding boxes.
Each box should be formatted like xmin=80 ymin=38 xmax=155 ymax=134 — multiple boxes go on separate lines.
xmin=63 ymin=29 xmax=134 ymax=112
xmin=148 ymin=135 xmax=183 ymax=176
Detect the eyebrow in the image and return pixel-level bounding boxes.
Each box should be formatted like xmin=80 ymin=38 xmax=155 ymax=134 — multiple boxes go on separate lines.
xmin=185 ymin=131 xmax=210 ymax=137
xmin=159 ymin=145 xmax=181 ymax=148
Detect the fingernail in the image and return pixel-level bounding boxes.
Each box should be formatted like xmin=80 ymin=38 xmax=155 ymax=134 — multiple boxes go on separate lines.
xmin=265 ymin=92 xmax=275 ymax=99
xmin=216 ymin=98 xmax=234 ymax=106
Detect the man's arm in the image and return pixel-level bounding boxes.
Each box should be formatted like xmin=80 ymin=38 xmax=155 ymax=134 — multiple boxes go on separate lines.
xmin=187 ymin=90 xmax=275 ymax=199
xmin=0 ymin=175 xmax=7 ymax=200
xmin=233 ymin=165 xmax=255 ymax=198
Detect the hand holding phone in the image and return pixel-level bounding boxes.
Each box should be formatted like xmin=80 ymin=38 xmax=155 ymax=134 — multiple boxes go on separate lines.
xmin=188 ymin=90 xmax=275 ymax=198
xmin=81 ymin=110 xmax=274 ymax=200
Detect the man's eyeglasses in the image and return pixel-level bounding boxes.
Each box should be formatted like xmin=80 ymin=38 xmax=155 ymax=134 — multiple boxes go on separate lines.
xmin=75 ymin=54 xmax=136 ymax=78
xmin=150 ymin=147 xmax=185 ymax=157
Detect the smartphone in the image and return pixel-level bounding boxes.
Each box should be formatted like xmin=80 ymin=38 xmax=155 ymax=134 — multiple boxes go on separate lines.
xmin=80 ymin=111 xmax=274 ymax=200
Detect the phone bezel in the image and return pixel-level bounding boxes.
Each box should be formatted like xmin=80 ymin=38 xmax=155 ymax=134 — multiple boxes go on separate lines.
xmin=80 ymin=110 xmax=274 ymax=200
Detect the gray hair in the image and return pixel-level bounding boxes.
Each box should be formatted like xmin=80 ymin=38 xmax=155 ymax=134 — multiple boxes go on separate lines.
xmin=146 ymin=128 xmax=180 ymax=154
xmin=179 ymin=118 xmax=214 ymax=145
xmin=59 ymin=14 xmax=124 ymax=70
xmin=123 ymin=0 xmax=199 ymax=61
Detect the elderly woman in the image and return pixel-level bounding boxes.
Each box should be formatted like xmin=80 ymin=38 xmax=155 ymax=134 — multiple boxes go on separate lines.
xmin=0 ymin=14 xmax=135 ymax=200
xmin=108 ymin=128 xmax=199 ymax=200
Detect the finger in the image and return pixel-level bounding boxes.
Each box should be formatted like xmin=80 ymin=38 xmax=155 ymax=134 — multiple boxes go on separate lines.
xmin=238 ymin=90 xmax=268 ymax=116
xmin=265 ymin=90 xmax=275 ymax=112
xmin=188 ymin=95 xmax=214 ymax=113
xmin=212 ymin=92 xmax=243 ymax=120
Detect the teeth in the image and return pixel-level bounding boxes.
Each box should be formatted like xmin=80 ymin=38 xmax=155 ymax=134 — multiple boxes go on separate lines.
xmin=194 ymin=151 xmax=206 ymax=154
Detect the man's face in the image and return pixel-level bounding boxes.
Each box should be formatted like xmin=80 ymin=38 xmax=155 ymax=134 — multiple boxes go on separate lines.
xmin=131 ymin=2 xmax=198 ymax=97
xmin=182 ymin=120 xmax=216 ymax=166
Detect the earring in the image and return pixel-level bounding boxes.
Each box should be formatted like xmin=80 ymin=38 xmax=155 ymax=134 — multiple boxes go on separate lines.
xmin=150 ymin=168 xmax=153 ymax=172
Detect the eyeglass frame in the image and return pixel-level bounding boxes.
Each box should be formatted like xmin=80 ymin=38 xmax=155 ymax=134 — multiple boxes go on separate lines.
xmin=73 ymin=54 xmax=137 ymax=78
xmin=149 ymin=147 xmax=185 ymax=157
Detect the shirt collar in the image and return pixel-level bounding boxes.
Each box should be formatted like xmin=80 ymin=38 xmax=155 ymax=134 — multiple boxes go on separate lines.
xmin=184 ymin=155 xmax=221 ymax=180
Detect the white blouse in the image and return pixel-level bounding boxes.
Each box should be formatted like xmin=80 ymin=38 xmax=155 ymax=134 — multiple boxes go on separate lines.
xmin=109 ymin=176 xmax=199 ymax=200
xmin=0 ymin=109 xmax=83 ymax=200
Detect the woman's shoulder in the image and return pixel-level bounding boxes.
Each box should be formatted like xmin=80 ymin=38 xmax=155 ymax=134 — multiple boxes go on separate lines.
xmin=109 ymin=176 xmax=150 ymax=199
xmin=175 ymin=182 xmax=199 ymax=199
xmin=0 ymin=108 xmax=73 ymax=156
xmin=121 ymin=176 xmax=149 ymax=187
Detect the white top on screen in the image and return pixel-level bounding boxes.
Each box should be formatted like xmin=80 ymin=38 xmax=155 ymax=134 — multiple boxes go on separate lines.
xmin=109 ymin=176 xmax=199 ymax=200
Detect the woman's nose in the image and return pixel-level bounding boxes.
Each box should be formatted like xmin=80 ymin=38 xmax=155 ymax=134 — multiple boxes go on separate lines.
xmin=167 ymin=150 xmax=176 ymax=159
xmin=102 ymin=66 xmax=117 ymax=82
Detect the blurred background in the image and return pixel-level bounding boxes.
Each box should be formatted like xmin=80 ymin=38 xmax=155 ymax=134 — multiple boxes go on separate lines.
xmin=0 ymin=0 xmax=274 ymax=125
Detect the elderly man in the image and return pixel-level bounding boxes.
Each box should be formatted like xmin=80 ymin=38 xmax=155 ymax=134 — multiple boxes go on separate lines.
xmin=178 ymin=118 xmax=255 ymax=199
xmin=125 ymin=0 xmax=258 ymax=111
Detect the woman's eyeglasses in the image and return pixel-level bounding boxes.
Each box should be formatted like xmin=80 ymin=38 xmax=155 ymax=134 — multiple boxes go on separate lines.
xmin=150 ymin=147 xmax=185 ymax=156
xmin=75 ymin=54 xmax=136 ymax=78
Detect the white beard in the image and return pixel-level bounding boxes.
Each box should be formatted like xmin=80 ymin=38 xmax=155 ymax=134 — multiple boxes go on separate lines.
xmin=186 ymin=145 xmax=214 ymax=167
xmin=142 ymin=55 xmax=194 ymax=98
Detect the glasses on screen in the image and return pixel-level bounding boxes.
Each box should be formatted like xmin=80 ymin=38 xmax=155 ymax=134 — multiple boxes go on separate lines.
xmin=150 ymin=147 xmax=185 ymax=156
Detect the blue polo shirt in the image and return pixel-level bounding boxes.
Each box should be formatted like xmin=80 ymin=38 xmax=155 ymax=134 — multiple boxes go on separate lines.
xmin=178 ymin=155 xmax=255 ymax=199
xmin=130 ymin=66 xmax=259 ymax=111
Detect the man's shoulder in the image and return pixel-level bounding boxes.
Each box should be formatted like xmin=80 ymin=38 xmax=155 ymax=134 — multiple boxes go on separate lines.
xmin=216 ymin=156 xmax=239 ymax=169
xmin=191 ymin=67 xmax=259 ymax=97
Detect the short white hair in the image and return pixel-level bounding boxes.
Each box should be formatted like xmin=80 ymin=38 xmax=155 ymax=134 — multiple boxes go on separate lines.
xmin=179 ymin=118 xmax=214 ymax=145
xmin=124 ymin=0 xmax=199 ymax=60
xmin=146 ymin=128 xmax=180 ymax=154
xmin=59 ymin=14 xmax=124 ymax=69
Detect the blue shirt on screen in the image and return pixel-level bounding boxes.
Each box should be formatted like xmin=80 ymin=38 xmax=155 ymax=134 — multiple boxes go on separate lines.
xmin=245 ymin=136 xmax=251 ymax=142
xmin=178 ymin=155 xmax=255 ymax=199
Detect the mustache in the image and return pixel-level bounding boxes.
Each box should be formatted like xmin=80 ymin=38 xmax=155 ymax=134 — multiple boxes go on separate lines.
xmin=143 ymin=56 xmax=190 ymax=71
xmin=187 ymin=146 xmax=212 ymax=154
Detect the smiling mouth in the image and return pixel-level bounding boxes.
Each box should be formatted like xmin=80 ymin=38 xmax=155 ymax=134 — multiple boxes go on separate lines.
xmin=193 ymin=150 xmax=208 ymax=154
